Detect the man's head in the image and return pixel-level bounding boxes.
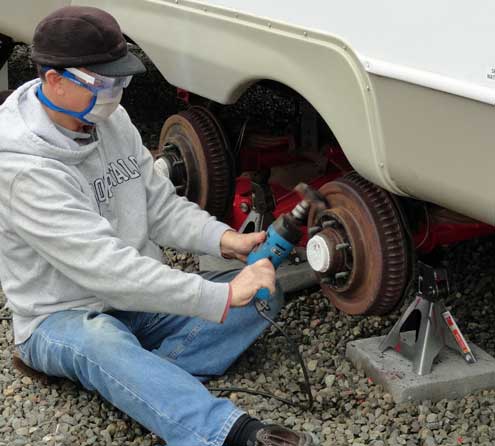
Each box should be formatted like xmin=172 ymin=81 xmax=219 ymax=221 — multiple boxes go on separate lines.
xmin=31 ymin=6 xmax=146 ymax=129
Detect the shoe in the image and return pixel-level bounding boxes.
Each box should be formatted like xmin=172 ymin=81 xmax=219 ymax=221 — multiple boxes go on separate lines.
xmin=248 ymin=424 xmax=315 ymax=446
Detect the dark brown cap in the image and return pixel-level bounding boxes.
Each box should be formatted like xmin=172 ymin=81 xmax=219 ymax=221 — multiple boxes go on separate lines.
xmin=31 ymin=6 xmax=145 ymax=76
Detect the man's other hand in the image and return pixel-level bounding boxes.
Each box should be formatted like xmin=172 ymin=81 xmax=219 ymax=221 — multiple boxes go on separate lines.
xmin=220 ymin=230 xmax=266 ymax=262
xmin=229 ymin=259 xmax=276 ymax=306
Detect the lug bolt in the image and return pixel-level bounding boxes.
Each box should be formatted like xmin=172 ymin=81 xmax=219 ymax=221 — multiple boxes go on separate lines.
xmin=322 ymin=220 xmax=337 ymax=228
xmin=308 ymin=226 xmax=321 ymax=237
xmin=336 ymin=243 xmax=350 ymax=251
xmin=335 ymin=271 xmax=349 ymax=279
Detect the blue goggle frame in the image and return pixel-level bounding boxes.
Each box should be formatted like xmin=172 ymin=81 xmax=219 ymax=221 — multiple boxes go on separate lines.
xmin=41 ymin=66 xmax=132 ymax=97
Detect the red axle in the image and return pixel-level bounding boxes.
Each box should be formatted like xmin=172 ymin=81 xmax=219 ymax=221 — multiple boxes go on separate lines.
xmin=229 ymin=133 xmax=495 ymax=252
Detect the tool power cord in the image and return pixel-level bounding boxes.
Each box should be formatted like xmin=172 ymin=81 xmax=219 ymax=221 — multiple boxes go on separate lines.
xmin=207 ymin=299 xmax=314 ymax=411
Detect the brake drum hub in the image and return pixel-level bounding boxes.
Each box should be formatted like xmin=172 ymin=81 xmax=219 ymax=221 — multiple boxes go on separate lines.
xmin=307 ymin=172 xmax=410 ymax=316
xmin=306 ymin=228 xmax=346 ymax=275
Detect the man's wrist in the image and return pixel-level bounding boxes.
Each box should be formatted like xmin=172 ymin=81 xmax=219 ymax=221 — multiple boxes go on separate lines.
xmin=201 ymin=220 xmax=233 ymax=258
xmin=220 ymin=229 xmax=237 ymax=259
xmin=220 ymin=283 xmax=233 ymax=322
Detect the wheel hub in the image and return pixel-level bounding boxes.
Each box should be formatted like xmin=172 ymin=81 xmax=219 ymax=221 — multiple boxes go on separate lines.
xmin=155 ymin=143 xmax=188 ymax=193
xmin=306 ymin=225 xmax=347 ymax=275
xmin=306 ymin=235 xmax=332 ymax=273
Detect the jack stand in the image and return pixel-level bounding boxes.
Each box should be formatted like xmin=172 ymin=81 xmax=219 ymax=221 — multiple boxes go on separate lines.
xmin=239 ymin=170 xmax=275 ymax=233
xmin=379 ymin=262 xmax=476 ymax=375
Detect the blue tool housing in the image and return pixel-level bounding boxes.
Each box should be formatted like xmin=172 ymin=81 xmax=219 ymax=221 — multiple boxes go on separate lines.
xmin=246 ymin=221 xmax=298 ymax=299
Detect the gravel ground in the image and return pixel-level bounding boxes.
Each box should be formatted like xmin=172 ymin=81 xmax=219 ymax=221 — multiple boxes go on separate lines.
xmin=3 ymin=45 xmax=495 ymax=446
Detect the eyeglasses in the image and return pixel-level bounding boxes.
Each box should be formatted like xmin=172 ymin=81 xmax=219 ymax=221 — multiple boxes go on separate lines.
xmin=42 ymin=66 xmax=132 ymax=98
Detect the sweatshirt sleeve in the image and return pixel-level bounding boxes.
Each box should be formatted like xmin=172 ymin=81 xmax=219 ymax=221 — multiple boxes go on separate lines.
xmin=9 ymin=166 xmax=230 ymax=322
xmin=129 ymin=122 xmax=232 ymax=257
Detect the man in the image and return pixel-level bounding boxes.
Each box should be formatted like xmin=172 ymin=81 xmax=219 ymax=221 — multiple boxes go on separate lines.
xmin=0 ymin=6 xmax=315 ymax=446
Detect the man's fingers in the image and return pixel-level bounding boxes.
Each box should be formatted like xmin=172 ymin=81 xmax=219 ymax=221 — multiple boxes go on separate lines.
xmin=251 ymin=260 xmax=275 ymax=289
xmin=254 ymin=258 xmax=274 ymax=270
xmin=255 ymin=231 xmax=266 ymax=243
xmin=245 ymin=231 xmax=266 ymax=250
xmin=265 ymin=282 xmax=276 ymax=295
xmin=255 ymin=280 xmax=276 ymax=297
xmin=267 ymin=275 xmax=277 ymax=295
xmin=230 ymin=260 xmax=277 ymax=306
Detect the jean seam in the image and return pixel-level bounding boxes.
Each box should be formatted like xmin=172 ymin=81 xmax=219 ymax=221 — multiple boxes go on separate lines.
xmin=36 ymin=331 xmax=212 ymax=445
xmin=212 ymin=408 xmax=245 ymax=446
xmin=167 ymin=319 xmax=206 ymax=360
xmin=143 ymin=313 xmax=163 ymax=331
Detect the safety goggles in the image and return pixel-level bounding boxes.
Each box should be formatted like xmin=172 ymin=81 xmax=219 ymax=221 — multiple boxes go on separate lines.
xmin=64 ymin=67 xmax=132 ymax=91
xmin=43 ymin=66 xmax=132 ymax=98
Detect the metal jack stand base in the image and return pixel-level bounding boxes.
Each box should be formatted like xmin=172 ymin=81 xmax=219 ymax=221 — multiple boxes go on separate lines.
xmin=380 ymin=262 xmax=476 ymax=375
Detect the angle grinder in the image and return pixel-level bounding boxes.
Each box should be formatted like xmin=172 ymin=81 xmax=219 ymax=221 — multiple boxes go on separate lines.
xmin=246 ymin=183 xmax=327 ymax=299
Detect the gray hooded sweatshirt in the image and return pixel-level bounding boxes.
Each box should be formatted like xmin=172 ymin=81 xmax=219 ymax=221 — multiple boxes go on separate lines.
xmin=0 ymin=80 xmax=232 ymax=345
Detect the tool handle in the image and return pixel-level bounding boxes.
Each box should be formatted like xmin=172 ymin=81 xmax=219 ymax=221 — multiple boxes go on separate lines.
xmin=246 ymin=243 xmax=274 ymax=300
xmin=246 ymin=226 xmax=294 ymax=300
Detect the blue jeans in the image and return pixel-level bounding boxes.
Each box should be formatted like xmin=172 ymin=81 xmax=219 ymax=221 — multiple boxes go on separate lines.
xmin=16 ymin=269 xmax=284 ymax=446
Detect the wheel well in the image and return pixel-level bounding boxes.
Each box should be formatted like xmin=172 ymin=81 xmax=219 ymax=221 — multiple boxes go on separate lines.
xmin=121 ymin=40 xmax=348 ymax=172
xmin=200 ymin=79 xmax=348 ymax=181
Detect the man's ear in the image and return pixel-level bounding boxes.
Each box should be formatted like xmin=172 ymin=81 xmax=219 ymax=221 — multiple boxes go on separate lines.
xmin=44 ymin=69 xmax=65 ymax=96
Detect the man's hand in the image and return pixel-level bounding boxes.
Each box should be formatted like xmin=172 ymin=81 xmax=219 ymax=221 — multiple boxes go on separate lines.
xmin=229 ymin=259 xmax=276 ymax=306
xmin=220 ymin=230 xmax=266 ymax=262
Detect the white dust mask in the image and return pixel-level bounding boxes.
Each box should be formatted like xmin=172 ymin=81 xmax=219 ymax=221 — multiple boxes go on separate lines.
xmin=84 ymin=88 xmax=123 ymax=123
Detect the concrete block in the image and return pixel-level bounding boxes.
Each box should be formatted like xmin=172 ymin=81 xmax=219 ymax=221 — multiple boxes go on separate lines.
xmin=346 ymin=334 xmax=495 ymax=403
xmin=198 ymin=255 xmax=319 ymax=294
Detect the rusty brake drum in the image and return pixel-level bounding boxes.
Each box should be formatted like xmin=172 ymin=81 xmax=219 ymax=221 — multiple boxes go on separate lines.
xmin=307 ymin=172 xmax=411 ymax=315
xmin=157 ymin=106 xmax=235 ymax=221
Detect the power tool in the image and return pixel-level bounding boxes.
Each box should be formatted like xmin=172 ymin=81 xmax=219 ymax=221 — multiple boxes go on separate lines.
xmin=246 ymin=183 xmax=326 ymax=299
xmin=208 ymin=183 xmax=327 ymax=410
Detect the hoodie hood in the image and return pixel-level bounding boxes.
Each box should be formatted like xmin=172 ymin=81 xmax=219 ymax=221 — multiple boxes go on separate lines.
xmin=0 ymin=79 xmax=98 ymax=165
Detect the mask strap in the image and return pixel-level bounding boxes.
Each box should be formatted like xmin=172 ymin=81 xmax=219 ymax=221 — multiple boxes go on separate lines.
xmin=36 ymin=84 xmax=97 ymax=125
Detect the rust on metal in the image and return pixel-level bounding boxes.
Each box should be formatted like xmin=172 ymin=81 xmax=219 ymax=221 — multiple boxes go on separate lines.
xmin=159 ymin=106 xmax=235 ymax=221
xmin=308 ymin=172 xmax=410 ymax=315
